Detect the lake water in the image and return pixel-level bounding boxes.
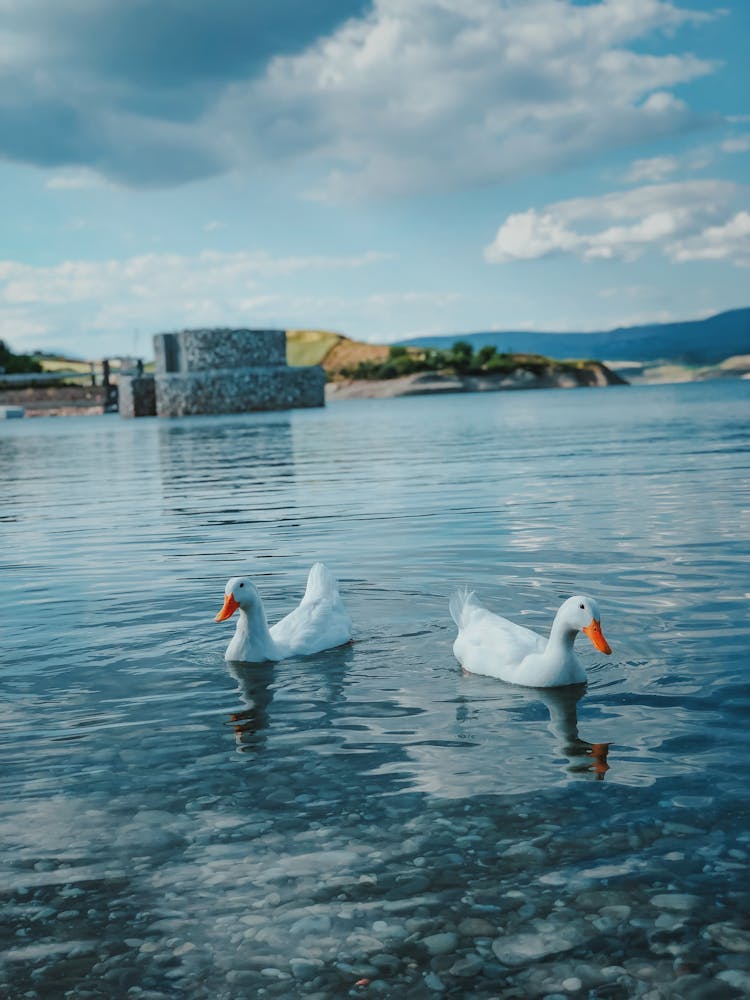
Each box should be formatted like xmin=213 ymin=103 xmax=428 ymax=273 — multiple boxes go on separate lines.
xmin=1 ymin=380 xmax=749 ymax=999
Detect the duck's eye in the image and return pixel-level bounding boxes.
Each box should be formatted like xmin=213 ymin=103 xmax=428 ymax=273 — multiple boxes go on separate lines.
xmin=579 ymin=603 xmax=585 ymax=610
xmin=239 ymin=582 xmax=244 ymax=588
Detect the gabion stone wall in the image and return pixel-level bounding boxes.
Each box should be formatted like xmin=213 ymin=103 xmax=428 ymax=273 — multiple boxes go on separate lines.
xmin=155 ymin=367 xmax=325 ymax=417
xmin=154 ymin=329 xmax=287 ymax=374
xmin=152 ymin=329 xmax=325 ymax=417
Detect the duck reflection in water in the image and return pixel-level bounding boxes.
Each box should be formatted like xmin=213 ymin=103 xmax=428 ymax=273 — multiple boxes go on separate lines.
xmin=541 ymin=683 xmax=610 ymax=779
xmin=225 ymin=644 xmax=354 ymax=752
xmin=454 ymin=681 xmax=611 ymax=782
xmin=226 ymin=662 xmax=277 ymax=750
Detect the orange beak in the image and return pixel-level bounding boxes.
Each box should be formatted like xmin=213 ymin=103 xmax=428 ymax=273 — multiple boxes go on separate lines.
xmin=215 ymin=593 xmax=239 ymax=622
xmin=582 ymin=619 xmax=611 ymax=655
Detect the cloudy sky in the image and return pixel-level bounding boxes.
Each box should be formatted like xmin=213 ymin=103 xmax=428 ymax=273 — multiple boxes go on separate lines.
xmin=1 ymin=0 xmax=748 ymax=359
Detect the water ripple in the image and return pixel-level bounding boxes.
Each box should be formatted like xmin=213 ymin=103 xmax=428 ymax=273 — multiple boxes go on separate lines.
xmin=1 ymin=382 xmax=749 ymax=997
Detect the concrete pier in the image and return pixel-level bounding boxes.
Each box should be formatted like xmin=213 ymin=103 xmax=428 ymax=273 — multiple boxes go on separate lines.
xmin=118 ymin=375 xmax=157 ymax=418
xmin=119 ymin=328 xmax=325 ymax=418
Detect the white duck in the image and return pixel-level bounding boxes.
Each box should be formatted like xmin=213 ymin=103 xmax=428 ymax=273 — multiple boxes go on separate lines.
xmin=450 ymin=590 xmax=611 ymax=687
xmin=215 ymin=562 xmax=352 ymax=663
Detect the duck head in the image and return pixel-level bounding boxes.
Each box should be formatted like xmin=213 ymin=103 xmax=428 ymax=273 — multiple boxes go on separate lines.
xmin=562 ymin=596 xmax=612 ymax=654
xmin=215 ymin=577 xmax=258 ymax=622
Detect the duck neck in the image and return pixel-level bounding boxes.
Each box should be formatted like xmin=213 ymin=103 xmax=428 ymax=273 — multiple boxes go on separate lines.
xmin=233 ymin=600 xmax=278 ymax=661
xmin=545 ymin=611 xmax=578 ymax=658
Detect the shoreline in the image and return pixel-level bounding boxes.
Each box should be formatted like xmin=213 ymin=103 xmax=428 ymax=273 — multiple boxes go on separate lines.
xmin=326 ymin=363 xmax=624 ymax=400
xmin=5 ymin=360 xmax=749 ymax=416
xmin=0 ymin=384 xmax=110 ymax=418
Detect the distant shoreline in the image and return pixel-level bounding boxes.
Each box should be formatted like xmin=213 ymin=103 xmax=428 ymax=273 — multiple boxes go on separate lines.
xmin=5 ymin=361 xmax=749 ymax=417
xmin=326 ymin=364 xmax=624 ymax=400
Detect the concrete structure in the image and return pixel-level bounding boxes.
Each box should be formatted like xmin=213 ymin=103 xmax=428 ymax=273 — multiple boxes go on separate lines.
xmin=118 ymin=374 xmax=157 ymax=418
xmin=119 ymin=328 xmax=325 ymax=418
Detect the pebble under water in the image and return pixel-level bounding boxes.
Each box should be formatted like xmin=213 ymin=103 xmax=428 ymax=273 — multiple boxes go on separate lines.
xmin=1 ymin=381 xmax=749 ymax=999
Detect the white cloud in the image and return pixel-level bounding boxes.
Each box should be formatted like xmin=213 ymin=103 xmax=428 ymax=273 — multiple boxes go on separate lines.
xmin=0 ymin=248 xmax=395 ymax=353
xmin=722 ymin=135 xmax=750 ymax=154
xmin=0 ymin=1 xmax=723 ymax=197
xmin=365 ymin=290 xmax=463 ymax=309
xmin=485 ymin=210 xmax=581 ymax=261
xmin=484 ymin=180 xmax=748 ymax=266
xmin=0 ymin=249 xmax=391 ymax=308
xmin=640 ymin=90 xmax=687 ymax=115
xmin=45 ymin=169 xmax=112 ymax=190
xmin=598 ymin=284 xmax=651 ymax=299
xmin=0 ymin=310 xmax=51 ymax=344
xmin=623 ymin=130 xmax=750 ymax=184
xmin=668 ymin=211 xmax=750 ymax=265
xmin=213 ymin=0 xmax=717 ymax=199
xmin=625 ymin=156 xmax=679 ymax=183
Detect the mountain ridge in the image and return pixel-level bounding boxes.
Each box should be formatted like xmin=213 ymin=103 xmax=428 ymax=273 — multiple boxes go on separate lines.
xmin=399 ymin=307 xmax=750 ymax=364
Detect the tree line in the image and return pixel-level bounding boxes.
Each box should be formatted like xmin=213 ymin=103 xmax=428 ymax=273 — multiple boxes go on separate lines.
xmin=340 ymin=342 xmax=553 ymax=380
xmin=0 ymin=340 xmax=42 ymax=375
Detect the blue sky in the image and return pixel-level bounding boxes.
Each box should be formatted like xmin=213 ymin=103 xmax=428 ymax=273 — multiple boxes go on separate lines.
xmin=1 ymin=0 xmax=748 ymax=359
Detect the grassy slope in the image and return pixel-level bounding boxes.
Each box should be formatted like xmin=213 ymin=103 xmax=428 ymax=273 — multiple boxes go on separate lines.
xmin=35 ymin=356 xmax=156 ymax=376
xmin=36 ymin=357 xmax=92 ymax=374
xmin=285 ymin=330 xmax=343 ymax=367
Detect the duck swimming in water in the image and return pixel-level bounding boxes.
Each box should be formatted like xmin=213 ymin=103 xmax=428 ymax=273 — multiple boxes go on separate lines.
xmin=215 ymin=562 xmax=352 ymax=663
xmin=450 ymin=591 xmax=611 ymax=687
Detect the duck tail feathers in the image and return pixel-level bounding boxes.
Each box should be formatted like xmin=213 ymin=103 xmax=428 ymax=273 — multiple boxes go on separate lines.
xmin=304 ymin=562 xmax=339 ymax=602
xmin=449 ymin=587 xmax=478 ymax=629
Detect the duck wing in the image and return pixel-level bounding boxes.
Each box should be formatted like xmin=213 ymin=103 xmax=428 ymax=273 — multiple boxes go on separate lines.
xmin=450 ymin=589 xmax=545 ymax=680
xmin=270 ymin=563 xmax=352 ymax=657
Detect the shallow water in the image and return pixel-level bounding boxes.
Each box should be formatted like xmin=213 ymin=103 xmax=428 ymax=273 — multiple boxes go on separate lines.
xmin=1 ymin=381 xmax=749 ymax=999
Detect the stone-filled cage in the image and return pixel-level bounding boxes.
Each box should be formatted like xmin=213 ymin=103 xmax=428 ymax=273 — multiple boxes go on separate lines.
xmin=120 ymin=328 xmax=325 ymax=417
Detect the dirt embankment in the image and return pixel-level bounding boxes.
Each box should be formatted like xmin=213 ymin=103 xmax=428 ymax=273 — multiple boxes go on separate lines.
xmin=320 ymin=339 xmax=389 ymax=373
xmin=0 ymin=385 xmax=109 ymax=417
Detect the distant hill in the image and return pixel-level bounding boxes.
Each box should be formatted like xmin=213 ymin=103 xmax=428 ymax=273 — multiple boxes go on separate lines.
xmin=400 ymin=308 xmax=750 ymax=364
